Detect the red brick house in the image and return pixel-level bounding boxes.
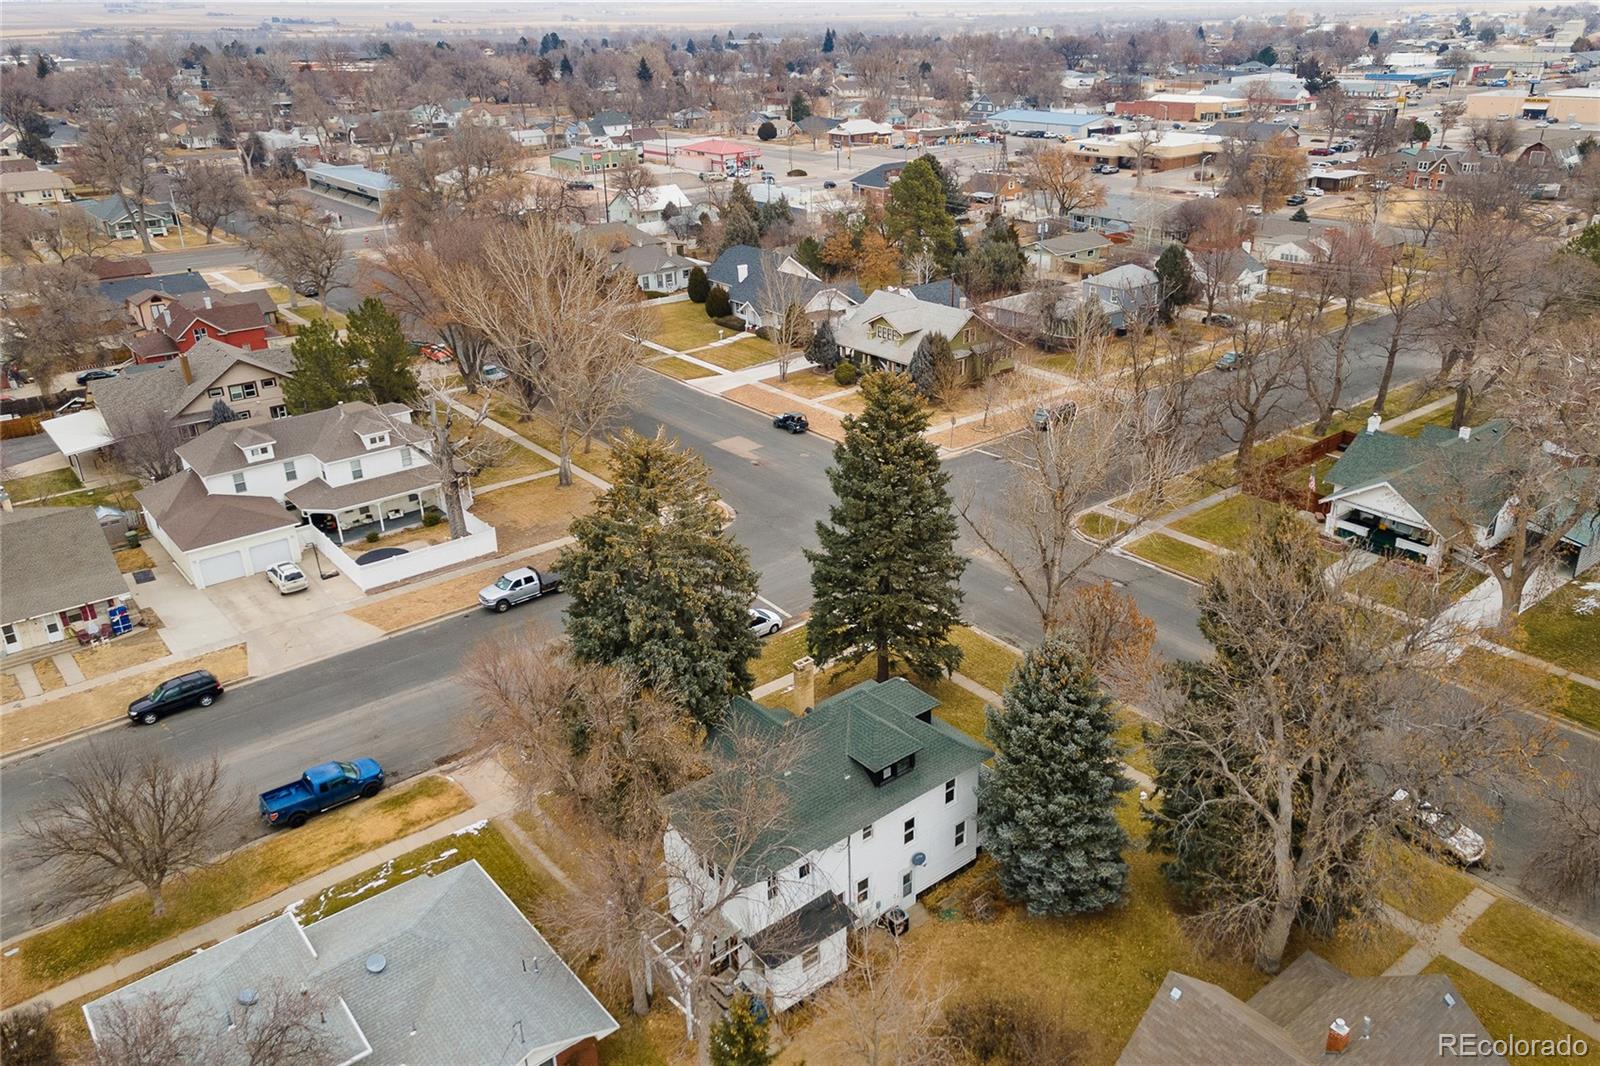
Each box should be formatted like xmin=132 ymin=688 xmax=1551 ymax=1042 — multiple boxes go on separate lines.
xmin=126 ymin=291 xmax=276 ymax=364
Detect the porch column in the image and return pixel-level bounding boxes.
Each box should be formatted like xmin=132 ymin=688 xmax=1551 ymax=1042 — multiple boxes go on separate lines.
xmin=378 ymin=502 xmax=387 ymax=534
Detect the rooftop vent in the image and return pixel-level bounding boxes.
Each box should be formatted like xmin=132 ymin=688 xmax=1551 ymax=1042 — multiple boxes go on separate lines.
xmin=366 ymin=953 xmax=387 ymax=975
xmin=237 ymin=987 xmax=259 ymax=1006
xmin=1169 ymin=986 xmax=1182 ymax=1002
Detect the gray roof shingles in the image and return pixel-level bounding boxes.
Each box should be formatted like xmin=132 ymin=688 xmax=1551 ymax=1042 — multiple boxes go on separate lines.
xmin=176 ymin=402 xmax=423 ymax=478
xmin=136 ymin=470 xmax=300 ymax=551
xmin=0 ymin=508 xmax=127 ymax=623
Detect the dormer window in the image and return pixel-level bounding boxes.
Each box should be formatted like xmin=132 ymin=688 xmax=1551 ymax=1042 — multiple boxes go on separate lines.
xmin=245 ymin=445 xmax=271 ymax=462
xmin=362 ymin=432 xmax=389 ymax=450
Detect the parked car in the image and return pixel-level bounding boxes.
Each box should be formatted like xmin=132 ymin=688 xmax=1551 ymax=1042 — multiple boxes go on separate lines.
xmin=417 ymin=343 xmax=453 ymax=363
xmin=127 ymin=670 xmax=223 ymax=725
xmin=1332 ymin=140 xmax=1357 ymax=153
xmin=478 ymin=567 xmax=562 ymax=612
xmin=773 ymin=412 xmax=810 ymax=434
xmin=1201 ymin=313 xmax=1235 ymax=326
xmin=822 ymin=180 xmax=837 ymax=189
xmin=1308 ymin=146 xmax=1336 ymax=156
xmin=1214 ymin=350 xmax=1240 ymax=371
xmin=1571 ymin=122 xmax=1584 ymax=130
xmin=1285 ymin=193 xmax=1308 ymax=206
xmin=294 ymin=278 xmax=320 ymax=298
xmin=1371 ymin=179 xmax=1392 ymax=191
xmin=260 ymin=759 xmax=385 ymax=829
xmin=1245 ymin=204 xmax=1263 ymax=215
xmin=1097 ymin=163 xmax=1119 ymax=175
xmin=264 ymin=562 xmax=308 ymax=595
xmin=748 ymin=606 xmax=782 ymax=637
xmin=1391 ymin=788 xmax=1487 ymax=866
xmin=1304 ymin=186 xmax=1325 ymax=197
xmin=566 ymin=180 xmax=596 ymax=190
xmin=75 ymin=368 xmax=119 ymax=386
xmin=480 ymin=363 xmax=510 ymax=383
xmin=1032 ymin=401 xmax=1077 ymax=431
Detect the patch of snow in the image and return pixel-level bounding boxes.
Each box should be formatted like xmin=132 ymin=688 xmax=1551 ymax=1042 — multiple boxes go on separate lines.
xmin=1575 ymin=593 xmax=1599 ymax=616
xmin=452 ymin=819 xmax=488 ymax=837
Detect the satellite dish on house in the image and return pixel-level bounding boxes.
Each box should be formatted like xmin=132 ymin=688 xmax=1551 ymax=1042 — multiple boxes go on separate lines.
xmin=911 ymin=852 xmax=927 ymax=866
xmin=366 ymin=954 xmax=387 ymax=974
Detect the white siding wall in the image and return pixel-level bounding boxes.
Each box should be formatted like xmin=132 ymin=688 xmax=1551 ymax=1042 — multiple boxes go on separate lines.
xmin=199 ymin=441 xmax=427 ymax=499
xmin=761 ymin=928 xmax=849 ymax=1012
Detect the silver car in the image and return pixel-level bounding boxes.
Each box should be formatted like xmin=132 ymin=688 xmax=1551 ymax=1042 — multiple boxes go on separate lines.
xmin=478 ymin=567 xmax=562 ymax=612
xmin=264 ymin=562 xmax=308 ymax=595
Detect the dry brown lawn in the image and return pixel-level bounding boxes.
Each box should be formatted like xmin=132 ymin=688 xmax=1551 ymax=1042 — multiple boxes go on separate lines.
xmin=341 ymin=521 xmax=455 ymax=559
xmin=467 ymin=432 xmax=555 ymax=484
xmin=0 ymin=645 xmax=248 ymax=756
xmin=113 ymin=546 xmax=155 ymax=573
xmin=72 ymin=628 xmax=170 ymax=681
xmin=645 ymin=355 xmax=718 ymax=380
xmin=0 ymin=672 xmax=23 ymax=703
xmin=937 ymin=408 xmax=1029 ymax=450
xmin=32 ymin=657 xmax=66 ymax=692
xmin=346 ymin=547 xmax=565 ymax=632
xmin=724 ymin=384 xmax=847 ymax=442
xmin=766 ymin=368 xmax=848 ymax=400
xmin=473 ymin=477 xmax=598 ymax=552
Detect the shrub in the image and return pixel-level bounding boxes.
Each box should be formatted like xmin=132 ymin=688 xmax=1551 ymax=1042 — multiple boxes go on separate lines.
xmin=787 ymin=169 xmax=806 ymax=177
xmin=686 ymin=266 xmax=710 ymax=303
xmin=422 ymin=511 xmax=444 ymax=528
xmin=640 ymin=289 xmax=670 ymax=299
xmin=365 ymin=531 xmax=381 ymax=543
xmin=705 ymin=284 xmax=732 ymax=319
xmin=757 ymin=120 xmax=778 ymax=141
xmin=944 ymin=993 xmax=1081 ymax=1066
xmin=833 ymin=360 xmax=859 ymax=386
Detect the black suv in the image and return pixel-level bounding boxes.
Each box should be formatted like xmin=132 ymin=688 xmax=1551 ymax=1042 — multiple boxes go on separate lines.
xmin=128 ymin=670 xmax=224 ymax=725
xmin=773 ymin=412 xmax=810 ymax=434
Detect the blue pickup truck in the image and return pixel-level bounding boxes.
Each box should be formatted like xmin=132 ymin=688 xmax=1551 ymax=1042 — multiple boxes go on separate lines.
xmin=259 ymin=759 xmax=385 ymax=828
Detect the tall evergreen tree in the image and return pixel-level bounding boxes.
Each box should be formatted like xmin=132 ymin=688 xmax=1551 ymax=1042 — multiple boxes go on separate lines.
xmin=559 ymin=54 xmax=574 ymax=77
xmin=560 ymin=430 xmax=760 ymax=728
xmin=705 ymin=284 xmax=733 ymax=319
xmin=806 ymin=371 xmax=966 ymax=683
xmin=788 ymin=92 xmax=811 ymax=123
xmin=283 ymin=319 xmax=357 ymax=414
xmin=208 ymin=398 xmax=240 ymax=426
xmin=685 ymin=38 xmax=697 ymax=55
xmin=344 ymin=297 xmax=420 ymax=408
xmin=686 ymin=265 xmax=710 ymax=303
xmin=822 ymin=28 xmax=835 ymax=53
xmin=907 ymin=330 xmax=955 ymax=400
xmin=636 ymin=57 xmax=654 ymax=85
xmin=805 ymin=319 xmax=840 ymax=370
xmin=885 ymin=156 xmax=958 ymax=273
xmin=709 ymin=995 xmax=775 ymax=1066
xmin=1153 ymin=242 xmax=1194 ymax=320
xmin=980 ymin=638 xmax=1129 ymax=915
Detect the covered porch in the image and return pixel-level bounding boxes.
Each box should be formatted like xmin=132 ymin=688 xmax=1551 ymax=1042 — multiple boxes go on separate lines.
xmin=285 ymin=469 xmax=466 ymax=546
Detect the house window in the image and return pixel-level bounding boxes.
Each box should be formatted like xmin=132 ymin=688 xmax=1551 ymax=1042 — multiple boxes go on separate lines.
xmin=207 ymin=387 xmax=224 ymax=398
xmin=801 ymin=946 xmax=821 ymax=972
xmin=861 ymin=824 xmax=873 ymax=841
xmin=350 ymin=459 xmax=363 ymax=480
xmin=261 ymin=377 xmax=276 ymax=388
xmin=901 ymin=870 xmax=914 ymax=897
xmin=228 ymin=382 xmax=257 ymax=401
xmin=193 ymin=326 xmax=208 ymax=339
xmin=955 ymin=820 xmax=967 ymax=848
xmin=945 ymin=778 xmax=956 ymax=805
xmin=855 ymin=877 xmax=870 ymax=904
xmin=237 ymin=411 xmax=251 ymax=419
xmin=798 ymin=861 xmax=811 ymax=881
xmin=400 ymin=447 xmax=413 ymax=468
xmin=270 ymin=405 xmax=288 ymax=419
xmin=64 ymin=607 xmax=86 ymax=624
xmin=232 ymin=472 xmax=247 ymax=493
xmin=903 ymin=818 xmax=915 ymax=844
xmin=283 ymin=460 xmax=297 ymax=482
xmin=767 ymin=876 xmax=778 ymax=901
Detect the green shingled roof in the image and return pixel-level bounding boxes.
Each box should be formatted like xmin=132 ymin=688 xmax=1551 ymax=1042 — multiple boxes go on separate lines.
xmin=1324 ymin=421 xmax=1515 ymax=529
xmin=668 ymin=679 xmax=991 ymax=879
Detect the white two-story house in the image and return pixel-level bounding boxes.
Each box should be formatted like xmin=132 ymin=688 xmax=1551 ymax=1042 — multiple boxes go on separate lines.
xmin=137 ymin=402 xmax=474 ymax=589
xmin=661 ymin=678 xmax=990 ymax=1013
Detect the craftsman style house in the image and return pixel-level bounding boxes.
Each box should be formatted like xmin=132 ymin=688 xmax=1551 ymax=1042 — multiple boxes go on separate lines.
xmin=832 ymin=289 xmax=1008 ymax=380
xmin=662 ymin=679 xmax=989 ymax=1012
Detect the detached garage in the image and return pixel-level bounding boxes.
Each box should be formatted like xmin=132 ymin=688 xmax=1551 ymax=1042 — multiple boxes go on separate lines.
xmin=137 ymin=470 xmax=304 ymax=589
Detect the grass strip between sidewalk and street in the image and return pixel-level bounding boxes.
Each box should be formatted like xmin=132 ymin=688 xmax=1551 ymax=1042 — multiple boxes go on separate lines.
xmin=1421 ymin=958 xmax=1593 ymax=1066
xmin=0 ymin=645 xmax=249 ymax=758
xmin=0 ymin=775 xmax=471 ymax=1008
xmin=1459 ymin=899 xmax=1600 ymax=1016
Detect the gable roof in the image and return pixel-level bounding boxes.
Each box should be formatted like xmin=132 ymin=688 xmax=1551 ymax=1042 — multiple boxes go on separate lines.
xmin=705 ymin=244 xmax=823 ymax=310
xmin=666 ymin=679 xmax=990 ymax=879
xmin=0 ymin=508 xmax=127 ymax=623
xmin=99 ymin=269 xmax=212 ymax=306
xmin=1087 ymin=264 xmax=1159 ymax=291
xmin=1323 ymin=421 xmax=1514 ymax=529
xmin=833 ymin=288 xmax=979 ymax=366
xmin=137 ymin=469 xmax=300 ymax=551
xmin=96 ymin=339 xmax=295 ymax=431
xmin=84 ymin=861 xmax=618 ymax=1066
xmin=1119 ymin=954 xmax=1505 ymax=1065
xmin=849 ymin=161 xmax=904 ymax=190
xmin=176 ymin=401 xmax=424 ymax=477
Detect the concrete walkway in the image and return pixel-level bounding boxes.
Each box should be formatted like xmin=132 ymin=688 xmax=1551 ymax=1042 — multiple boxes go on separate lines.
xmin=13 ymin=758 xmax=517 ymax=1013
xmin=1383 ymin=888 xmax=1600 ymax=1039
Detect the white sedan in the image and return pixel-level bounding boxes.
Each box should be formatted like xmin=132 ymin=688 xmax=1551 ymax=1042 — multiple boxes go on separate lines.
xmin=748 ymin=607 xmax=783 ymax=637
xmin=264 ymin=562 xmax=309 ymax=595
xmin=1391 ymin=788 xmax=1486 ymax=866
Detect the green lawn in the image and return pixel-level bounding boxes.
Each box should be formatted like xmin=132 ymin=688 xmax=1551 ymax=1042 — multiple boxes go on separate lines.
xmin=1510 ymin=581 xmax=1600 ymax=681
xmin=647 ymin=300 xmax=729 ymax=353
xmin=2 ymin=468 xmax=81 ymax=503
xmin=1078 ymin=512 xmax=1133 ymax=542
xmin=285 ymin=303 xmax=349 ymax=331
xmin=1169 ymin=495 xmax=1291 ymax=551
xmin=1460 ymin=899 xmax=1600 ymax=1014
xmin=0 ymin=776 xmax=472 ymax=1007
xmin=18 ymin=480 xmax=142 ymax=511
xmin=693 ymin=336 xmax=773 ymax=370
xmin=1455 ymin=647 xmax=1600 ymax=732
xmin=949 ymin=626 xmax=1021 ymax=695
xmin=750 ymin=624 xmax=811 ymax=686
xmin=645 ymin=355 xmax=718 ymax=380
xmin=1317 ymin=382 xmax=1449 ymax=436
xmin=1422 ymin=958 xmax=1592 ymax=1066
xmin=1116 ymin=710 xmax=1156 ymax=779
xmin=1124 ymin=533 xmax=1219 ymax=582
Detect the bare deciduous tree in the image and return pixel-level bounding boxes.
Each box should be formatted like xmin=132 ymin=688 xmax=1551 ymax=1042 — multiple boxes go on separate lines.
xmin=612 ymin=154 xmax=658 ymax=220
xmin=0 ymin=262 xmax=116 ymax=385
xmin=227 ymin=980 xmax=344 ymax=1066
xmin=1524 ymin=772 xmax=1600 ymax=909
xmin=249 ymin=212 xmax=344 ymax=312
xmin=820 ymin=934 xmax=956 ymax=1066
xmin=108 ymin=405 xmax=187 ymax=482
xmin=174 ymin=162 xmax=250 ymax=244
xmin=22 ymin=744 xmax=233 ymax=919
xmin=70 ymin=95 xmax=167 ymax=252
xmin=1022 ymin=143 xmax=1105 ymax=217
xmin=364 ymin=227 xmax=495 ymax=392
xmin=88 ymin=989 xmax=196 ymax=1066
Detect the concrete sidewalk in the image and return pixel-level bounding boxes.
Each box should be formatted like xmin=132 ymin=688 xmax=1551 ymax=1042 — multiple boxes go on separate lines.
xmin=14 ymin=759 xmax=518 ymax=1013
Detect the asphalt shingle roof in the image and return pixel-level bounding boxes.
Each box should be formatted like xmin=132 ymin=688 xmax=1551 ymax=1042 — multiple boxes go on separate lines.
xmin=94 ymin=339 xmax=294 ymax=432
xmin=667 ymin=679 xmax=990 ymax=879
xmin=0 ymin=508 xmax=126 ymax=623
xmin=176 ymin=402 xmax=424 ymax=477
xmin=136 ymin=470 xmax=300 ymax=551
xmin=1324 ymin=421 xmax=1514 ymax=529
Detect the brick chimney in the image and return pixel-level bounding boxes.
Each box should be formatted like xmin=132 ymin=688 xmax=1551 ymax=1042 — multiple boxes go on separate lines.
xmin=178 ymin=353 xmax=193 ymax=384
xmin=1326 ymin=1018 xmax=1352 ymax=1055
xmin=792 ymin=656 xmax=816 ymax=715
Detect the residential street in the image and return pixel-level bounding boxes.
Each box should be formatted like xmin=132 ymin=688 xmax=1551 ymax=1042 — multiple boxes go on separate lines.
xmin=3 ymin=313 xmax=1595 ymax=942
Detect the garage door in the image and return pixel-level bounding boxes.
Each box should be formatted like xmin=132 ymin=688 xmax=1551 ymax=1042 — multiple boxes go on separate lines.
xmin=248 ymin=539 xmax=295 ymax=572
xmin=196 ymin=551 xmax=246 ymax=588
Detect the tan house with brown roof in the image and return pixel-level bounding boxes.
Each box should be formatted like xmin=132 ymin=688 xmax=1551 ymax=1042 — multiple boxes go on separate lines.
xmin=0 ymin=168 xmax=72 ymax=206
xmin=93 ymin=337 xmax=295 ymax=439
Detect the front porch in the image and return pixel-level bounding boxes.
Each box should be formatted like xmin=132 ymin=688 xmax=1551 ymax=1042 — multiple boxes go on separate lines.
xmin=301 ymin=485 xmax=452 ymax=545
xmin=1325 ymin=504 xmax=1439 ymax=566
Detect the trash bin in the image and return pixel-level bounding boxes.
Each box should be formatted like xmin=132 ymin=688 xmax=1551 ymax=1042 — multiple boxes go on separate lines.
xmin=125 ymin=530 xmax=141 ymax=549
